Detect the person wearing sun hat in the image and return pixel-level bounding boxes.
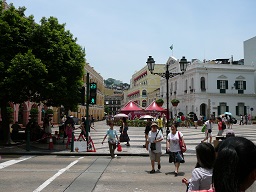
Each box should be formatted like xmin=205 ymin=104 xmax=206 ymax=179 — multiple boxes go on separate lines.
xmin=146 ymin=122 xmax=164 ymax=174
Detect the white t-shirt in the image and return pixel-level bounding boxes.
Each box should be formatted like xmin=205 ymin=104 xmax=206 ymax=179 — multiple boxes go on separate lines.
xmin=148 ymin=130 xmax=163 ymax=153
xmin=167 ymin=131 xmax=183 ymax=152
xmin=205 ymin=120 xmax=212 ymax=130
xmin=188 ymin=167 xmax=213 ymax=191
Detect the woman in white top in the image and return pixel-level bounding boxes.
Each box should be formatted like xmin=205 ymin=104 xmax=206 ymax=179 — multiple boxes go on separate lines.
xmin=167 ymin=123 xmax=185 ymax=176
xmin=182 ymin=142 xmax=215 ymax=192
xmin=146 ymin=122 xmax=164 ymax=174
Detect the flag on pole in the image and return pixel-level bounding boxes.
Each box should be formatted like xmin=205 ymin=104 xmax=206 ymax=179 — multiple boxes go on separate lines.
xmin=170 ymin=44 xmax=173 ymax=50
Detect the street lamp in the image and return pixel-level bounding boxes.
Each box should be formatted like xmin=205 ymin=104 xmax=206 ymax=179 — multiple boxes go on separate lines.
xmin=146 ymin=56 xmax=188 ymax=137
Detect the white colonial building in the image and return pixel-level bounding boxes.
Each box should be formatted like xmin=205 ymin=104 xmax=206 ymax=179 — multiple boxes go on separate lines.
xmin=160 ymin=36 xmax=256 ymax=120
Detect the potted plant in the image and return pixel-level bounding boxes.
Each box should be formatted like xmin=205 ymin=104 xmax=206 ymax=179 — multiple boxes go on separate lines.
xmin=46 ymin=108 xmax=54 ymax=117
xmin=7 ymin=107 xmax=14 ymax=124
xmin=171 ymin=99 xmax=180 ymax=106
xmin=30 ymin=108 xmax=39 ymax=120
xmin=155 ymin=99 xmax=164 ymax=107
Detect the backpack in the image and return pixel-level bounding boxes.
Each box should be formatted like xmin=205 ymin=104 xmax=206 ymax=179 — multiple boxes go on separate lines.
xmin=222 ymin=121 xmax=226 ymax=130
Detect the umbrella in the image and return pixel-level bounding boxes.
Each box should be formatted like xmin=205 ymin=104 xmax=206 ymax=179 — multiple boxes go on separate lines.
xmin=114 ymin=113 xmax=128 ymax=118
xmin=224 ymin=112 xmax=232 ymax=115
xmin=139 ymin=115 xmax=154 ymax=120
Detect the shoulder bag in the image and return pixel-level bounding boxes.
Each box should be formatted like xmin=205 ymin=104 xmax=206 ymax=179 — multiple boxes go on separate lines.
xmin=150 ymin=130 xmax=159 ymax=151
xmin=178 ymin=131 xmax=186 ymax=153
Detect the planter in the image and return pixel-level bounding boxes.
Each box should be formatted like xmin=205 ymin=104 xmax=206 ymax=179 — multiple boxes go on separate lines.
xmin=171 ymin=102 xmax=179 ymax=107
xmin=47 ymin=114 xmax=53 ymax=117
xmin=156 ymin=102 xmax=163 ymax=107
xmin=156 ymin=99 xmax=164 ymax=107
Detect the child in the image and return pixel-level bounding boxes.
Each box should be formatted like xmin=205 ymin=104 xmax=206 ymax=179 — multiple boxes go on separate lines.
xmin=102 ymin=121 xmax=119 ymax=158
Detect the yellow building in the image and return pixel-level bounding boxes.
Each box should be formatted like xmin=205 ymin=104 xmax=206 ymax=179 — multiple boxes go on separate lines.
xmin=124 ymin=64 xmax=165 ymax=108
xmin=70 ymin=63 xmax=105 ymax=121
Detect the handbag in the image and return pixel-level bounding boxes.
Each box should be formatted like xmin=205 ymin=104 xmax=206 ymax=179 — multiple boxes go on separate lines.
xmin=178 ymin=131 xmax=186 ymax=153
xmin=201 ymin=124 xmax=206 ymax=132
xmin=117 ymin=143 xmax=122 ymax=152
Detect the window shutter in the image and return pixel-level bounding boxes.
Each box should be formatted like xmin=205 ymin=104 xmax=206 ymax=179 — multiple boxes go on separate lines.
xmin=218 ymin=106 xmax=220 ymax=116
xmin=243 ymin=81 xmax=246 ymax=90
xmin=217 ymin=80 xmax=220 ymax=89
xmin=236 ymin=106 xmax=239 ymax=116
xmin=225 ymin=80 xmax=228 ymax=89
xmin=226 ymin=106 xmax=229 ymax=112
xmin=244 ymin=106 xmax=247 ymax=115
xmin=235 ymin=81 xmax=238 ymax=89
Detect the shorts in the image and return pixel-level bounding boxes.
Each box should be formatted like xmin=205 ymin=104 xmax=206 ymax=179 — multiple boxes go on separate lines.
xmin=169 ymin=151 xmax=185 ymax=163
xmin=205 ymin=131 xmax=212 ymax=137
xmin=149 ymin=151 xmax=161 ymax=162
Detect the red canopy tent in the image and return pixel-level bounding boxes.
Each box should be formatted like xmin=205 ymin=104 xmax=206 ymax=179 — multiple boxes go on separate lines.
xmin=145 ymin=101 xmax=166 ymax=117
xmin=119 ymin=100 xmax=144 ymax=119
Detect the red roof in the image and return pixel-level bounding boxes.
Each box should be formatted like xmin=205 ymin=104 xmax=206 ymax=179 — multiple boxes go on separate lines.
xmin=145 ymin=101 xmax=166 ymax=112
xmin=134 ymin=71 xmax=147 ymax=82
xmin=127 ymin=90 xmax=140 ymax=97
xmin=120 ymin=100 xmax=143 ymax=111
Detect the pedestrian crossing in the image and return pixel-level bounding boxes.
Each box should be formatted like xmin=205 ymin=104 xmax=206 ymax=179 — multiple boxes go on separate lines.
xmin=73 ymin=122 xmax=256 ymax=155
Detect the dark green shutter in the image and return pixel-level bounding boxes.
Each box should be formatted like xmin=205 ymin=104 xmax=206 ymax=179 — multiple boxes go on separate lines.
xmin=244 ymin=106 xmax=247 ymax=115
xmin=218 ymin=106 xmax=220 ymax=116
xmin=243 ymin=81 xmax=246 ymax=90
xmin=226 ymin=106 xmax=229 ymax=112
xmin=217 ymin=80 xmax=220 ymax=89
xmin=236 ymin=106 xmax=239 ymax=116
xmin=235 ymin=81 xmax=238 ymax=89
xmin=225 ymin=80 xmax=228 ymax=89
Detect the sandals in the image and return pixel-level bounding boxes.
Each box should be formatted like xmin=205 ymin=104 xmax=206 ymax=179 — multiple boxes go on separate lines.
xmin=150 ymin=169 xmax=155 ymax=174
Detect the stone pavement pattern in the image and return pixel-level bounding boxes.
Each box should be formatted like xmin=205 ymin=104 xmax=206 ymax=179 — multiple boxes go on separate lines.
xmin=1 ymin=120 xmax=256 ymax=155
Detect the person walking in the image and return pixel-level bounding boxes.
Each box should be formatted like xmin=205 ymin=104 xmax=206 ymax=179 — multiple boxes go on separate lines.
xmin=216 ymin=117 xmax=224 ymax=136
xmin=143 ymin=119 xmax=152 ymax=148
xmin=102 ymin=121 xmax=119 ymax=158
xmin=201 ymin=118 xmax=214 ymax=143
xmin=157 ymin=115 xmax=163 ymax=134
xmin=182 ymin=143 xmax=215 ymax=192
xmin=193 ymin=114 xmax=198 ymax=129
xmin=120 ymin=117 xmax=130 ymax=146
xmin=146 ymin=122 xmax=164 ymax=174
xmin=239 ymin=114 xmax=244 ymax=125
xmin=65 ymin=123 xmax=73 ymax=149
xmin=167 ymin=123 xmax=185 ymax=176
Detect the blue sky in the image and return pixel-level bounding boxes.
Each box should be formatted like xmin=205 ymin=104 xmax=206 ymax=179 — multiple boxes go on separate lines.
xmin=8 ymin=0 xmax=256 ymax=83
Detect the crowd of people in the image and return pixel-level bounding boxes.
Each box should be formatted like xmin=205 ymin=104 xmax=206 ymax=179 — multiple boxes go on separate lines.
xmin=10 ymin=113 xmax=256 ymax=191
xmin=101 ymin=115 xmax=256 ymax=191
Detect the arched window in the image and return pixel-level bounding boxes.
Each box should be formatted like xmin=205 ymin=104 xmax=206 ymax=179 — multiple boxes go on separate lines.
xmin=142 ymin=90 xmax=147 ymax=97
xmin=142 ymin=100 xmax=147 ymax=107
xmin=200 ymin=77 xmax=206 ymax=91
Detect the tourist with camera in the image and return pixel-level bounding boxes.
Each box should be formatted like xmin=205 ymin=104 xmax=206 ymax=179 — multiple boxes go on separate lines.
xmin=146 ymin=122 xmax=164 ymax=174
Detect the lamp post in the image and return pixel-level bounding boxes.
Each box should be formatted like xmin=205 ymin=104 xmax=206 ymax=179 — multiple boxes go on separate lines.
xmin=146 ymin=56 xmax=188 ymax=137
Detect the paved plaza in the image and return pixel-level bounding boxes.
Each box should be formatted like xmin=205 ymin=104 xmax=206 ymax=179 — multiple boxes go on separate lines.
xmin=0 ymin=121 xmax=256 ymax=191
xmin=1 ymin=120 xmax=256 ymax=155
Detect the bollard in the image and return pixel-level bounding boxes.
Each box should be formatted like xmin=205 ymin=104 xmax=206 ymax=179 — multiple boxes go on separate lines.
xmin=26 ymin=130 xmax=30 ymax=151
xmin=71 ymin=129 xmax=74 ymax=152
xmin=48 ymin=134 xmax=54 ymax=150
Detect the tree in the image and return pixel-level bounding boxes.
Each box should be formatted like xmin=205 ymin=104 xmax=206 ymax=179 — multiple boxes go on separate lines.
xmin=0 ymin=3 xmax=85 ymax=144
